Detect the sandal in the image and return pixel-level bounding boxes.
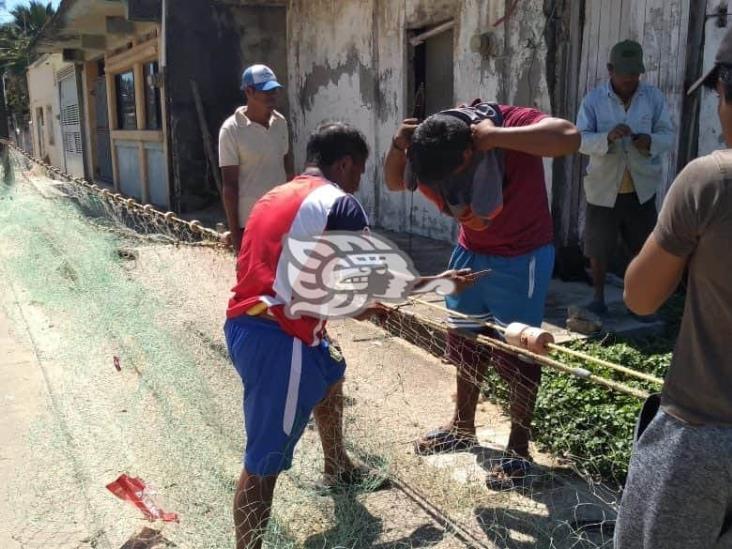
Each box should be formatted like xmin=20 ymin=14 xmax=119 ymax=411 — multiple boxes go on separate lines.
xmin=414 ymin=427 xmax=477 ymax=456
xmin=316 ymin=466 xmax=390 ymax=495
xmin=486 ymin=457 xmax=532 ymax=490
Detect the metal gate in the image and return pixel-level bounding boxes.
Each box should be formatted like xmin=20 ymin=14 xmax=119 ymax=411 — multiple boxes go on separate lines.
xmin=57 ymin=66 xmax=84 ymax=178
xmin=93 ymin=76 xmax=113 ymax=183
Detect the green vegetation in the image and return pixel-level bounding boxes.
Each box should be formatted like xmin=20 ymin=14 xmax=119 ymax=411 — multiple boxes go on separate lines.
xmin=533 ymin=337 xmax=671 ymax=484
xmin=487 ymin=298 xmax=682 ymax=485
xmin=0 ymin=2 xmax=55 ymax=124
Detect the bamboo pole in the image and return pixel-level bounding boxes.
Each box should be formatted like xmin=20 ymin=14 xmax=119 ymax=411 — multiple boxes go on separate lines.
xmin=409 ymin=297 xmax=664 ymax=386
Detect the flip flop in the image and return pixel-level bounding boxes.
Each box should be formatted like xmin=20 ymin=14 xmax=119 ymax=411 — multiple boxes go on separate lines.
xmin=315 ymin=466 xmax=391 ymax=495
xmin=414 ymin=428 xmax=477 ymax=456
xmin=486 ymin=457 xmax=532 ymax=490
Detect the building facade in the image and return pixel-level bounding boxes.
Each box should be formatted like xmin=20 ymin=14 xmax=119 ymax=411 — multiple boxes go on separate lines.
xmin=35 ymin=0 xmax=170 ymax=205
xmin=33 ymin=0 xmax=720 ymax=257
xmin=27 ymin=54 xmax=71 ymax=171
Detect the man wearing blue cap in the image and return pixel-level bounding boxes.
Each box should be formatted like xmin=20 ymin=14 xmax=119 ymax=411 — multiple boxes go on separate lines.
xmin=219 ymin=64 xmax=293 ymax=252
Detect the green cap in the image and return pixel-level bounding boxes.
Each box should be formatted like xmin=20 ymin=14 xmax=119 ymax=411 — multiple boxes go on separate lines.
xmin=610 ymin=40 xmax=645 ymax=75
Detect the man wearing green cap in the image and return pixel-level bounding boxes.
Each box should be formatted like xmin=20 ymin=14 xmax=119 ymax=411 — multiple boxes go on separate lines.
xmin=577 ymin=40 xmax=674 ymax=316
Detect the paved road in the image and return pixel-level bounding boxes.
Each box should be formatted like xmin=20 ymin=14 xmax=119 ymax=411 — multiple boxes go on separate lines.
xmin=0 ymin=278 xmax=106 ymax=549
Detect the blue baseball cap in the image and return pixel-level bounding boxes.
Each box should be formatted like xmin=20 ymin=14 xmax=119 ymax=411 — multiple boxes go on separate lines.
xmin=241 ymin=64 xmax=283 ymax=92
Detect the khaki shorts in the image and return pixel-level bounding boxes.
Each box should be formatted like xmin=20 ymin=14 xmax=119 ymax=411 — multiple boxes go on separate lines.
xmin=583 ymin=193 xmax=657 ymax=261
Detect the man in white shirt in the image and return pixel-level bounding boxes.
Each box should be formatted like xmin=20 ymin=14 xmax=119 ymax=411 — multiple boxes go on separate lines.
xmin=219 ymin=64 xmax=293 ymax=251
xmin=576 ymin=41 xmax=674 ymax=315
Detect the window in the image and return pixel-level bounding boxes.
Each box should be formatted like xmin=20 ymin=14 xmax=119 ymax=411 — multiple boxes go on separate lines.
xmin=46 ymin=105 xmax=54 ymax=145
xmin=144 ymin=61 xmax=162 ymax=130
xmin=408 ymin=22 xmax=455 ymax=118
xmin=115 ymin=70 xmax=137 ymax=130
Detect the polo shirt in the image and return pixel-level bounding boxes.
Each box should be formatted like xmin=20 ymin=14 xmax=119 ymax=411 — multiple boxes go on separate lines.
xmin=218 ymin=107 xmax=289 ymax=227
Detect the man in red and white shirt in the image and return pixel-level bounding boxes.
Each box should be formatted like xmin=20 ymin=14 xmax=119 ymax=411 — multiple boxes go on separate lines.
xmin=225 ymin=121 xmax=477 ymax=548
xmin=224 ymin=122 xmax=372 ymax=549
xmin=385 ymin=102 xmax=580 ymax=483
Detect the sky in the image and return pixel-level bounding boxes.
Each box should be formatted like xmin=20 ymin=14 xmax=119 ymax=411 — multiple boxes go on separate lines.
xmin=0 ymin=0 xmax=61 ymax=22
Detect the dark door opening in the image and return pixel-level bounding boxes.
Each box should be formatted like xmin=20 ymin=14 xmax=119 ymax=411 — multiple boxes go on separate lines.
xmin=408 ymin=22 xmax=455 ymax=119
xmin=94 ymin=61 xmax=113 ymax=184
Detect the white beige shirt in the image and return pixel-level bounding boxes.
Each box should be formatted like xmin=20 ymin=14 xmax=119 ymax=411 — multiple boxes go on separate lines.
xmin=218 ymin=107 xmax=289 ymax=227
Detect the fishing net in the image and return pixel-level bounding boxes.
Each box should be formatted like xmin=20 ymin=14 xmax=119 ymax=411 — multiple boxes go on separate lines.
xmin=0 ymin=146 xmax=667 ymax=549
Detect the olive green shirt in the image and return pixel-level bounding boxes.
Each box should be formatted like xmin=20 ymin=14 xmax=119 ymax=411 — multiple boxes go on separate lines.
xmin=656 ymin=150 xmax=732 ymax=425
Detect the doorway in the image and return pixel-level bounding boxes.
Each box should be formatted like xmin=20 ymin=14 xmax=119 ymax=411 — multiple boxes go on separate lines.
xmin=93 ymin=62 xmax=113 ymax=184
xmin=57 ymin=66 xmax=84 ymax=178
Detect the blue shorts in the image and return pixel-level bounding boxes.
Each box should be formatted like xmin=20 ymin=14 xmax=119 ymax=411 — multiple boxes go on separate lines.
xmin=224 ymin=316 xmax=346 ymax=476
xmin=445 ymin=244 xmax=555 ymax=330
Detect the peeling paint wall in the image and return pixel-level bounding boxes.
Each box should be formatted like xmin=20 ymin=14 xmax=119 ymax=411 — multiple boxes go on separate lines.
xmin=287 ymin=0 xmax=555 ymax=244
xmin=287 ymin=0 xmax=380 ymax=222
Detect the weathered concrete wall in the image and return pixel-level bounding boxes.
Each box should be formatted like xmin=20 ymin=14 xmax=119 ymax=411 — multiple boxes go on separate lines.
xmin=455 ymin=0 xmax=554 ymax=206
xmin=287 ymin=0 xmax=380 ymax=223
xmin=287 ymin=0 xmax=555 ymax=245
xmin=166 ymin=0 xmax=287 ymax=212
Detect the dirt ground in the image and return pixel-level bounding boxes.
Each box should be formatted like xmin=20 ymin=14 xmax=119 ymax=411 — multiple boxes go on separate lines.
xmin=0 ymin=252 xmax=615 ymax=549
xmin=0 ymin=162 xmax=616 ymax=548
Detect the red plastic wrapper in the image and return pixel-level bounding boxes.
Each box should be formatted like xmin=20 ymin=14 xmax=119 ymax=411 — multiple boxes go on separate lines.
xmin=113 ymin=356 xmax=121 ymax=372
xmin=106 ymin=474 xmax=179 ymax=523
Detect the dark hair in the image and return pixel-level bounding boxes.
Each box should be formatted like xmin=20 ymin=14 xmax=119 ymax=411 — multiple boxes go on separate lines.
xmin=705 ymin=64 xmax=732 ymax=102
xmin=408 ymin=114 xmax=471 ymax=183
xmin=306 ymin=122 xmax=369 ymax=169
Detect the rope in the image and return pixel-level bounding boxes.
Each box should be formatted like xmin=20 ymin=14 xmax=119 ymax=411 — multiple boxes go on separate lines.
xmin=4 ymin=142 xmax=227 ymax=246
xmin=409 ymin=297 xmax=664 ymax=386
